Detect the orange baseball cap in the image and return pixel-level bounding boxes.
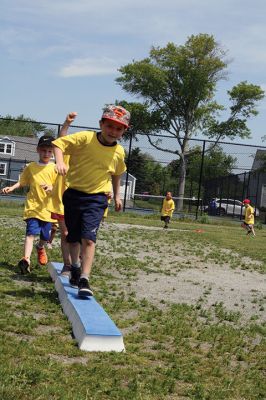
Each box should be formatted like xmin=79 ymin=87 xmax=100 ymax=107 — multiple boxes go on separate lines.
xmin=101 ymin=105 xmax=130 ymax=128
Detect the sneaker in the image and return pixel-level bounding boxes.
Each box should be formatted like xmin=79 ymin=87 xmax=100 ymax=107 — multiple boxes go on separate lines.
xmin=69 ymin=266 xmax=81 ymax=288
xmin=37 ymin=246 xmax=48 ymax=265
xmin=78 ymin=278 xmax=93 ymax=297
xmin=18 ymin=257 xmax=31 ymax=274
xmin=60 ymin=264 xmax=71 ymax=277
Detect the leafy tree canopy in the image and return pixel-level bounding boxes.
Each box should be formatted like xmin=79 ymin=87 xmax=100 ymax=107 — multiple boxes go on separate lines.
xmin=0 ymin=114 xmax=56 ymax=137
xmin=116 ymin=34 xmax=264 ymax=205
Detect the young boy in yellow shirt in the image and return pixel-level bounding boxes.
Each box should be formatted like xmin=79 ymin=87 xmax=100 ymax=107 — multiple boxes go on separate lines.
xmin=241 ymin=198 xmax=256 ymax=236
xmin=161 ymin=191 xmax=175 ymax=229
xmin=53 ymin=104 xmax=130 ymax=297
xmin=2 ymin=136 xmax=57 ymax=273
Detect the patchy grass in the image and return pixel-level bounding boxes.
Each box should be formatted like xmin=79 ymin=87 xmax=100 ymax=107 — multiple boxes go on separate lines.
xmin=0 ymin=204 xmax=265 ymax=400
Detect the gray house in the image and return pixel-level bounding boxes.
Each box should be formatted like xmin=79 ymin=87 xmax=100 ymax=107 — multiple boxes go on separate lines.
xmin=0 ymin=135 xmax=39 ymax=183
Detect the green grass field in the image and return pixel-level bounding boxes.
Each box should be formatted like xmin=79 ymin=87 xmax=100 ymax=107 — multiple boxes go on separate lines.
xmin=0 ymin=202 xmax=265 ymax=400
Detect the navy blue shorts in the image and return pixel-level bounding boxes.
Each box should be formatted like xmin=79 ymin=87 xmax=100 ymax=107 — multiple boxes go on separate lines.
xmin=63 ymin=188 xmax=108 ymax=243
xmin=161 ymin=216 xmax=170 ymax=223
xmin=25 ymin=218 xmax=52 ymax=241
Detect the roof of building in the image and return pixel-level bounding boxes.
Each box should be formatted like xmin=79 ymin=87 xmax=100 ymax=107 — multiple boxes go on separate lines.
xmin=251 ymin=149 xmax=266 ymax=170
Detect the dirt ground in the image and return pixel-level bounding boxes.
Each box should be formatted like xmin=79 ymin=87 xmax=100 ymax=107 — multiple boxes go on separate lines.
xmin=98 ymin=223 xmax=266 ymax=324
xmin=4 ymin=216 xmax=265 ymax=324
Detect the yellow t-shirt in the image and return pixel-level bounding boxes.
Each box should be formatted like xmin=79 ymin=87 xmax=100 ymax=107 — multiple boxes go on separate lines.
xmin=161 ymin=198 xmax=175 ymax=217
xmin=244 ymin=205 xmax=254 ymax=225
xmin=53 ymin=131 xmax=126 ymax=194
xmin=47 ymin=155 xmax=69 ymax=215
xmin=19 ymin=162 xmax=57 ymax=222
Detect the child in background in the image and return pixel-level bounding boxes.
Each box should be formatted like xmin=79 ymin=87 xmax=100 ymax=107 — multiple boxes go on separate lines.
xmin=1 ymin=136 xmax=57 ymax=273
xmin=47 ymin=112 xmax=78 ymax=276
xmin=53 ymin=105 xmax=130 ymax=297
xmin=101 ymin=194 xmax=112 ymax=225
xmin=47 ymin=222 xmax=59 ymax=249
xmin=161 ymin=191 xmax=175 ymax=229
xmin=241 ymin=198 xmax=256 ymax=236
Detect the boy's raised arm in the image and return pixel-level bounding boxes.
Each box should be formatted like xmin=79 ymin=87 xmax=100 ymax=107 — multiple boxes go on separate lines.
xmin=59 ymin=112 xmax=77 ymax=138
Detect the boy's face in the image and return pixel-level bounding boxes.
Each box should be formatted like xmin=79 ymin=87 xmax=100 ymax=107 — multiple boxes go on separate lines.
xmin=166 ymin=192 xmax=172 ymax=200
xmin=99 ymin=119 xmax=127 ymax=145
xmin=37 ymin=146 xmax=53 ymax=163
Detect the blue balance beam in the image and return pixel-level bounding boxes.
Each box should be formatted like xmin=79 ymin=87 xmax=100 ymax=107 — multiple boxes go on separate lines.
xmin=48 ymin=262 xmax=125 ymax=352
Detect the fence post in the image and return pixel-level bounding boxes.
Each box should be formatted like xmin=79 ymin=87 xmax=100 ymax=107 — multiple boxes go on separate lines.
xmin=195 ymin=140 xmax=206 ymax=220
xmin=57 ymin=124 xmax=61 ymax=137
xmin=240 ymin=172 xmax=247 ymax=220
xmin=254 ymin=171 xmax=260 ymax=216
xmin=123 ymin=132 xmax=133 ymax=212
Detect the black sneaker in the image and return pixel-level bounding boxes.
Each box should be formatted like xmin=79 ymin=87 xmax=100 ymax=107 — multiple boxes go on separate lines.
xmin=78 ymin=278 xmax=93 ymax=297
xmin=18 ymin=258 xmax=31 ymax=274
xmin=69 ymin=266 xmax=81 ymax=288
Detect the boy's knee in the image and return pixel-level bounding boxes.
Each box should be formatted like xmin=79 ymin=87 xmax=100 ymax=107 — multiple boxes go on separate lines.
xmin=83 ymin=238 xmax=95 ymax=246
xmin=69 ymin=241 xmax=80 ymax=248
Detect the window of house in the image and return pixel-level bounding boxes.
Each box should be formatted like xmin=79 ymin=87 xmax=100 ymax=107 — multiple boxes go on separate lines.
xmin=0 ymin=140 xmax=15 ymax=155
xmin=0 ymin=163 xmax=7 ymax=175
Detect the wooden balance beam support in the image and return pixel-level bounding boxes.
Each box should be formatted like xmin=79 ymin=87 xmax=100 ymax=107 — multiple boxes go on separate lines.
xmin=48 ymin=262 xmax=125 ymax=352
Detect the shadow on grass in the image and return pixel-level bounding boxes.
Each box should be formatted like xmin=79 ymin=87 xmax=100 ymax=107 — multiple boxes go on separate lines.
xmin=0 ymin=261 xmax=53 ymax=283
xmin=0 ymin=261 xmax=59 ymax=304
xmin=3 ymin=286 xmax=59 ymax=304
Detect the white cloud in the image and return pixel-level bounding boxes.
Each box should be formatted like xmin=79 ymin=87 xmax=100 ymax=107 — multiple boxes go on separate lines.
xmin=59 ymin=57 xmax=119 ymax=77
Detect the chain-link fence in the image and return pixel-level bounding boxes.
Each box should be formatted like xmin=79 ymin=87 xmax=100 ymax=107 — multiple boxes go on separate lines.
xmin=1 ymin=117 xmax=266 ymax=222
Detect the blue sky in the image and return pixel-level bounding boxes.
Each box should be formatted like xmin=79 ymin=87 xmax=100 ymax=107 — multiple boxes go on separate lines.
xmin=1 ymin=0 xmax=266 ymax=145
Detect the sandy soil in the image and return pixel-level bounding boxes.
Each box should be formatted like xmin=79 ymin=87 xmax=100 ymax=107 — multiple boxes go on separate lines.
xmin=99 ymin=223 xmax=266 ymax=324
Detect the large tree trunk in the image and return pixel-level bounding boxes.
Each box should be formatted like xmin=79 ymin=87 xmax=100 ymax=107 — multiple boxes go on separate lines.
xmin=176 ymin=154 xmax=187 ymax=211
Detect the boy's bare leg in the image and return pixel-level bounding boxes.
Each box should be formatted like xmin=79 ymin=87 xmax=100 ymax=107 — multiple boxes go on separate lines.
xmin=69 ymin=242 xmax=81 ymax=266
xmin=74 ymin=238 xmax=95 ymax=296
xmin=81 ymin=239 xmax=95 ymax=276
xmin=58 ymin=220 xmax=71 ymax=266
xmin=24 ymin=235 xmax=35 ymax=260
xmin=37 ymin=238 xmax=47 ymax=248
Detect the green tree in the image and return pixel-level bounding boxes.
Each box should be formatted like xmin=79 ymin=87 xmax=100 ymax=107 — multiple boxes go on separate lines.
xmin=167 ymin=145 xmax=236 ymax=197
xmin=126 ymin=147 xmax=165 ymax=194
xmin=188 ymin=145 xmax=236 ymax=182
xmin=0 ymin=115 xmax=56 ymax=137
xmin=116 ymin=34 xmax=264 ymax=210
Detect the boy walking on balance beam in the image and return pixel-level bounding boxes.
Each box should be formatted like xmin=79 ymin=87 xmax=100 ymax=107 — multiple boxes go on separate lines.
xmin=53 ymin=105 xmax=130 ymax=297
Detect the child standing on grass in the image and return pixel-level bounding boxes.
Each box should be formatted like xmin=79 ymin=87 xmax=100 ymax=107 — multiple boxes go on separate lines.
xmin=52 ymin=105 xmax=130 ymax=297
xmin=101 ymin=194 xmax=112 ymax=225
xmin=1 ymin=136 xmax=57 ymax=273
xmin=161 ymin=191 xmax=175 ymax=229
xmin=241 ymin=198 xmax=256 ymax=236
xmin=47 ymin=112 xmax=78 ymax=276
